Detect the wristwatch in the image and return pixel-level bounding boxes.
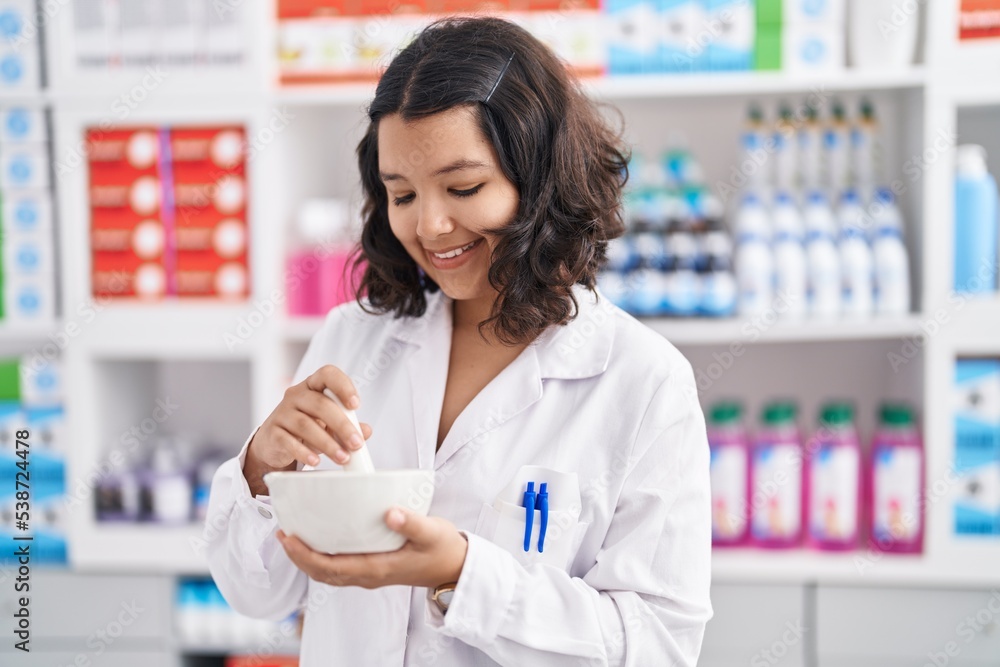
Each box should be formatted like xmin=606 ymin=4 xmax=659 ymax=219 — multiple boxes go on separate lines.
xmin=431 ymin=582 xmax=458 ymax=614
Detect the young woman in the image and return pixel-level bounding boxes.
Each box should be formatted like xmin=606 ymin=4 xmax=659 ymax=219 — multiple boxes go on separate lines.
xmin=206 ymin=15 xmax=712 ymax=666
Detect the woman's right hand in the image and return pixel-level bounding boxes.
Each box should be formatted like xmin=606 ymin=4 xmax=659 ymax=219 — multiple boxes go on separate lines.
xmin=246 ymin=365 xmax=372 ymax=474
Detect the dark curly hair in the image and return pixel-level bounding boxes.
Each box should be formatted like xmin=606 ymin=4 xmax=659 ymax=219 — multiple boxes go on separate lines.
xmin=353 ymin=15 xmax=630 ymax=345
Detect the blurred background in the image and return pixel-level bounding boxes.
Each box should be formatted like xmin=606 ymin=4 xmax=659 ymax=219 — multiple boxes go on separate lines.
xmin=0 ymin=0 xmax=999 ymax=665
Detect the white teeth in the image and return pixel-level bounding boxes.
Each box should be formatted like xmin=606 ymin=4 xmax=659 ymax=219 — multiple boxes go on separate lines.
xmin=433 ymin=240 xmax=477 ymax=259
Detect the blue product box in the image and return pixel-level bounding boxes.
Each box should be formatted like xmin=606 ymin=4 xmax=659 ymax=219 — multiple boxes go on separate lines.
xmin=954 ymin=359 xmax=1000 ymax=537
xmin=607 ymin=0 xmax=662 ymax=74
xmin=704 ymin=0 xmax=756 ymax=71
xmin=660 ymin=0 xmax=702 ymax=72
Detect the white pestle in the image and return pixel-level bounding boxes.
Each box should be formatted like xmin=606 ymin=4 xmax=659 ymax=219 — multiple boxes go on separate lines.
xmin=300 ymin=388 xmax=375 ymax=473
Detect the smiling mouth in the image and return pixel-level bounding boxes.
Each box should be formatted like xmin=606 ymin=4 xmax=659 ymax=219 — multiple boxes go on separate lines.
xmin=430 ymin=239 xmax=480 ymax=259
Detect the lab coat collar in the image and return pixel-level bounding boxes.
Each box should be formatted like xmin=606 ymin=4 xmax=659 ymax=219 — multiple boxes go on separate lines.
xmin=385 ymin=284 xmax=616 ymax=381
xmin=388 ymin=284 xmax=616 ymax=470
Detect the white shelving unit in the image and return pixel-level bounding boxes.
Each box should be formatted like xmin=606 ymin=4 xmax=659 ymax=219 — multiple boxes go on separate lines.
xmin=8 ymin=0 xmax=992 ymax=593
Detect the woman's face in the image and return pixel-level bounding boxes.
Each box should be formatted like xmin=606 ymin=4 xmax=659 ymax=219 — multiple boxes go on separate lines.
xmin=378 ymin=106 xmax=519 ymax=303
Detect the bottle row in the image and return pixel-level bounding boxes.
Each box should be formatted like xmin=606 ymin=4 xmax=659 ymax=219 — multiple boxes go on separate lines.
xmin=735 ymin=97 xmax=886 ymax=201
xmin=176 ymin=578 xmax=299 ymax=652
xmin=94 ymin=432 xmax=231 ymax=526
xmin=708 ymin=399 xmax=925 ymax=552
xmin=730 ymin=187 xmax=910 ymax=318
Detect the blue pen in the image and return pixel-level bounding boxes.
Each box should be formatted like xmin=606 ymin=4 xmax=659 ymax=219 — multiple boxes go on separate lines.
xmin=535 ymin=482 xmax=548 ymax=552
xmin=522 ymin=482 xmax=536 ymax=552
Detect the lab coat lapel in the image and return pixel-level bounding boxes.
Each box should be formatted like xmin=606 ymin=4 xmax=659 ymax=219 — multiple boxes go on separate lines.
xmin=433 ymin=342 xmax=544 ymax=470
xmin=394 ymin=285 xmax=615 ymax=471
xmin=399 ymin=290 xmax=452 ymax=471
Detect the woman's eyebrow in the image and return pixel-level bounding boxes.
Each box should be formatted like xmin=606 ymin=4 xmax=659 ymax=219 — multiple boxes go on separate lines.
xmin=379 ymin=158 xmax=491 ymax=182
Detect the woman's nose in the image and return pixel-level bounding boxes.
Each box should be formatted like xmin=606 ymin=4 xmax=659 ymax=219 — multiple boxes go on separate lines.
xmin=415 ymin=198 xmax=455 ymax=240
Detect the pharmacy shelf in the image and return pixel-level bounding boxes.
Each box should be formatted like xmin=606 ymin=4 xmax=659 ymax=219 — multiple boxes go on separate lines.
xmin=581 ymin=67 xmax=928 ymax=100
xmin=711 ymin=548 xmax=1000 ymax=588
xmin=272 ymin=67 xmax=928 ymax=107
xmin=74 ymin=303 xmax=271 ymax=358
xmin=283 ymin=313 xmax=928 ymax=346
xmin=938 ymin=299 xmax=1000 ymax=356
xmin=0 ymin=322 xmax=60 ymax=345
xmin=0 ymin=89 xmax=51 ymax=104
xmin=177 ymin=639 xmax=301 ymax=657
xmin=638 ymin=314 xmax=925 ymax=345
xmin=72 ymin=523 xmax=210 ymax=575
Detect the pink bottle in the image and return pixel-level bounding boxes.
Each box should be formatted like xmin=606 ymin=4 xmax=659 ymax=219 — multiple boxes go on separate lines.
xmin=287 ymin=199 xmax=361 ymax=316
xmin=708 ymin=401 xmax=751 ymax=547
xmin=805 ymin=402 xmax=861 ymax=550
xmin=750 ymin=401 xmax=804 ymax=548
xmin=867 ymin=402 xmax=924 ymax=554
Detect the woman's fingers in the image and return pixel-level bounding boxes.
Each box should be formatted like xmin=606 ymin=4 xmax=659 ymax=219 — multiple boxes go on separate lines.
xmin=274 ymin=426 xmax=321 ymax=467
xmin=296 ymin=389 xmax=365 ymax=461
xmin=306 ymin=365 xmax=359 ymax=410
xmin=278 ymin=406 xmax=345 ymax=463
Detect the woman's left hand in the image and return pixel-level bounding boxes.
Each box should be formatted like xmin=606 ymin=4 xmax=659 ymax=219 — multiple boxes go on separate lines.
xmin=276 ymin=507 xmax=468 ymax=590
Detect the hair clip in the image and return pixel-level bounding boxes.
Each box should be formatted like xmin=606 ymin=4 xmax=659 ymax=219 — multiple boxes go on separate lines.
xmin=484 ymin=52 xmax=515 ymax=105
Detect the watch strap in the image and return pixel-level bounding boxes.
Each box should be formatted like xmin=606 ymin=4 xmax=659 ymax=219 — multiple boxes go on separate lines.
xmin=431 ymin=581 xmax=458 ymax=614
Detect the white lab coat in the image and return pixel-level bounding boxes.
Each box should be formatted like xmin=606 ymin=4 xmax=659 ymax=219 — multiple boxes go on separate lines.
xmin=204 ymin=284 xmax=713 ymax=666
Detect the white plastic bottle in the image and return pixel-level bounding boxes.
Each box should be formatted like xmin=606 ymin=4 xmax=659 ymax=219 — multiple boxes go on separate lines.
xmin=733 ymin=194 xmax=774 ymax=316
xmin=799 ymin=105 xmax=823 ymax=192
xmin=774 ymin=103 xmax=798 ymax=193
xmin=771 ymin=192 xmax=808 ymax=318
xmin=868 ymin=186 xmax=904 ymax=240
xmin=742 ymin=104 xmax=771 ymax=194
xmin=870 ymin=189 xmax=910 ymax=315
xmin=697 ymin=217 xmax=737 ymax=317
xmin=824 ymin=101 xmax=850 ymax=196
xmin=803 ymin=191 xmax=841 ymax=318
xmin=837 ymin=190 xmax=875 ymax=317
xmin=663 ymin=218 xmax=700 ymax=317
xmin=851 ymin=99 xmax=880 ymax=203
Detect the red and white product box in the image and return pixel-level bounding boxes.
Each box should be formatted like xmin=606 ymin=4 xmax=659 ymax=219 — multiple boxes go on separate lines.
xmin=170 ymin=127 xmax=250 ymax=297
xmin=88 ymin=127 xmax=168 ymax=299
xmin=175 ymin=250 xmax=249 ymax=299
xmin=960 ymin=0 xmax=1000 ymax=39
xmin=87 ymin=124 xmax=251 ymax=299
xmin=91 ymin=252 xmax=167 ymax=298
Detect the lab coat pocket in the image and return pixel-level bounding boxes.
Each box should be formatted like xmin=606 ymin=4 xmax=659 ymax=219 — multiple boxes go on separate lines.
xmin=474 ymin=501 xmax=589 ymax=570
